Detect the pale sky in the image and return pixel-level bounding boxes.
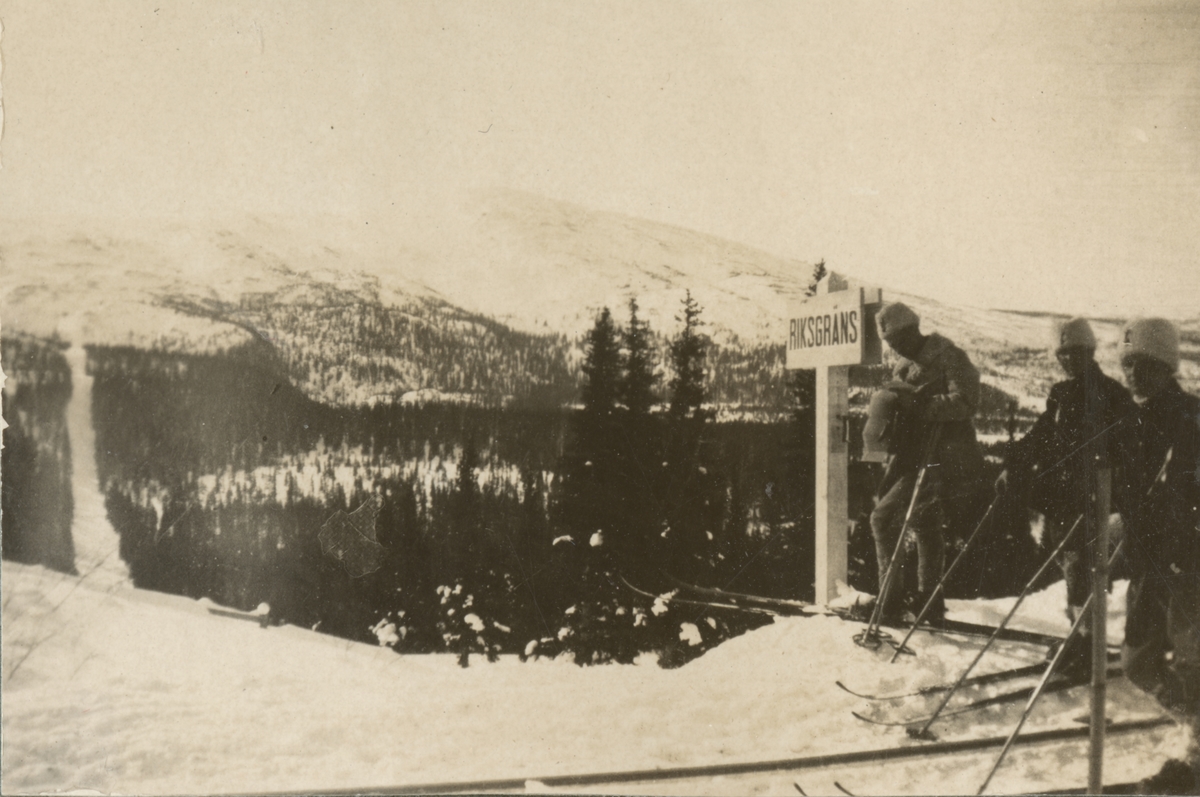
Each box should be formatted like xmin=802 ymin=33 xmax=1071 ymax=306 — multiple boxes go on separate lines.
xmin=1 ymin=1 xmax=1197 ymax=317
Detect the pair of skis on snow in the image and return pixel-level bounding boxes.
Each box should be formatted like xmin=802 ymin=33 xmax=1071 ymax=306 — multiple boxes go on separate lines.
xmin=641 ymin=575 xmax=1067 ymax=649
xmin=798 ymin=658 xmax=1128 ymax=797
xmin=624 ymin=576 xmax=1120 ymax=730
xmin=840 ymin=654 xmax=1122 ymax=728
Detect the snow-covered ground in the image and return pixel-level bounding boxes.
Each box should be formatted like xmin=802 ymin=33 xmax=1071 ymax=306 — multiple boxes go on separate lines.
xmin=1 ymin=559 xmax=1187 ymax=796
xmin=2 ymin=338 xmax=1188 ymax=794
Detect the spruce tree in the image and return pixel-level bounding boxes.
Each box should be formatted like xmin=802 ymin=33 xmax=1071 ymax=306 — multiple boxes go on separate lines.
xmin=662 ymin=292 xmax=719 ymax=582
xmin=667 ymin=291 xmax=709 ymax=420
xmin=616 ymin=297 xmax=664 ymax=587
xmin=451 ymin=437 xmax=482 ymax=576
xmin=552 ymin=307 xmax=640 ymax=664
xmin=621 ymin=298 xmax=658 ymax=416
xmin=804 ymin=258 xmax=828 ymax=297
xmin=567 ymin=307 xmax=625 ymax=572
xmin=515 ymin=461 xmax=553 ymax=647
xmin=581 ymin=307 xmax=622 ymax=416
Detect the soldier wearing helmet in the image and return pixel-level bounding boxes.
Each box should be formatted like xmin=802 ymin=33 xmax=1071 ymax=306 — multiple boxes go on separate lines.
xmin=995 ymin=317 xmax=1135 ymax=680
xmin=869 ymin=302 xmax=985 ymax=625
xmin=1117 ymin=317 xmax=1200 ymax=792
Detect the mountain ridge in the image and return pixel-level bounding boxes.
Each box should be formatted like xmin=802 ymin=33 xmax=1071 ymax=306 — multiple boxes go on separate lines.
xmin=2 ymin=195 xmax=1196 ymax=411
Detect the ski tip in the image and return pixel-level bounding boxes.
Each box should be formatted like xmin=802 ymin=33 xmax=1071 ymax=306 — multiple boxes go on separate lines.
xmin=793 ymin=783 xmax=807 ymax=795
xmin=834 ymin=781 xmax=856 ymax=796
xmin=837 ymin=680 xmax=908 ymax=701
xmin=851 ymin=709 xmax=925 ymax=727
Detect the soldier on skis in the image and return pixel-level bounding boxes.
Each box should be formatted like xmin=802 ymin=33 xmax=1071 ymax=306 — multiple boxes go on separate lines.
xmin=994 ymin=317 xmax=1136 ymax=680
xmin=1113 ymin=318 xmax=1200 ymax=794
xmin=868 ymin=302 xmax=985 ymax=626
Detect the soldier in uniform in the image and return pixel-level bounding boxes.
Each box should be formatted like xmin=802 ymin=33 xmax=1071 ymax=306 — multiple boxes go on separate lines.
xmin=1114 ymin=318 xmax=1200 ymax=794
xmin=870 ymin=302 xmax=985 ymax=625
xmin=995 ymin=318 xmax=1135 ymax=679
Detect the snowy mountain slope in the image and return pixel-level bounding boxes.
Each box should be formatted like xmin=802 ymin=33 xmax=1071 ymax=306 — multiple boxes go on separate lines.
xmin=411 ymin=189 xmax=814 ymax=345
xmin=1 ymin=217 xmax=580 ymax=406
xmin=390 ymin=190 xmax=1200 ymax=406
xmin=0 ymin=216 xmax=441 ymax=351
xmin=2 ymin=201 xmax=1196 ymax=409
xmin=1 ymin=558 xmax=1185 ymax=796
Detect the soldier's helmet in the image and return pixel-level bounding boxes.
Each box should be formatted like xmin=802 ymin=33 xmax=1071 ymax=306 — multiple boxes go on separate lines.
xmin=1054 ymin=318 xmax=1096 ymax=352
xmin=876 ymin=302 xmax=920 ymax=339
xmin=1121 ymin=318 xmax=1180 ymax=372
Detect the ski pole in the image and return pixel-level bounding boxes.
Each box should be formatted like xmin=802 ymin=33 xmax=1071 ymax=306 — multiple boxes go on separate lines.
xmin=854 ymin=510 xmax=909 ymax=650
xmin=889 ymin=492 xmax=1005 ymax=661
xmin=907 ymin=512 xmax=1086 ymax=740
xmin=892 ymin=426 xmax=1135 ymax=661
xmin=974 ymin=541 xmax=1122 ymax=796
xmin=908 ymin=443 xmax=1173 ymax=739
xmin=892 ymin=427 xmax=1113 ymax=662
xmin=855 ymin=423 xmax=942 ymax=649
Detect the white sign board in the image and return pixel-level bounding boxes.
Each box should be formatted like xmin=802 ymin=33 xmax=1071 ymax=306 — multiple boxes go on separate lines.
xmin=786 ymin=289 xmax=868 ymax=368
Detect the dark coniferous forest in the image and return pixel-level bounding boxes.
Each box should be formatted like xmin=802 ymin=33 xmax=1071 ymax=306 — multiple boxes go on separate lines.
xmin=2 ymin=287 xmax=1044 ymax=667
xmin=2 ymin=337 xmax=76 ymax=573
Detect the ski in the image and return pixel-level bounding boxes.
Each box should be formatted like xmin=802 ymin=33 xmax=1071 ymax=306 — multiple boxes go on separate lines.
xmin=618 ymin=576 xmax=778 ymax=617
xmin=838 ymin=650 xmax=1121 ymax=702
xmin=850 ymin=668 xmax=1122 ymax=728
xmin=200 ymin=598 xmax=273 ymax=628
xmin=852 ymin=684 xmax=1049 ymax=727
xmin=664 ymin=574 xmax=825 ymax=615
xmin=925 ymin=617 xmax=1077 ymax=648
xmin=663 ymin=574 xmax=1069 ymax=648
xmin=836 ymin=662 xmax=1049 ymax=701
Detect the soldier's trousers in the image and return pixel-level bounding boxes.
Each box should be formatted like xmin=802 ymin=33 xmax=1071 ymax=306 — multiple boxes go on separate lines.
xmin=1122 ymin=571 xmax=1200 ymax=719
xmin=870 ymin=470 xmax=944 ymax=618
xmin=1044 ymin=514 xmax=1091 ymax=627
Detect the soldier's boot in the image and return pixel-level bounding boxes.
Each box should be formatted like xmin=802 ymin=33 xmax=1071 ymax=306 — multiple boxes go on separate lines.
xmin=1054 ymin=631 xmax=1093 ymax=684
xmin=875 ymin=595 xmax=907 ymax=628
xmin=907 ymin=589 xmax=945 ymax=627
xmin=1136 ymin=759 xmax=1195 ymax=795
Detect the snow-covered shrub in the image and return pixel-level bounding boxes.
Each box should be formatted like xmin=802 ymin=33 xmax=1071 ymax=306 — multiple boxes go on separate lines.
xmin=369 ymin=609 xmax=414 ymax=649
xmin=678 ymin=622 xmax=702 ymax=646
xmin=436 ymin=582 xmax=504 ymax=667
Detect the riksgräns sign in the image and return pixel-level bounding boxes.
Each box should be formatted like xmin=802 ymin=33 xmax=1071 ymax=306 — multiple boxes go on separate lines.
xmin=786 ymin=289 xmax=875 ymax=368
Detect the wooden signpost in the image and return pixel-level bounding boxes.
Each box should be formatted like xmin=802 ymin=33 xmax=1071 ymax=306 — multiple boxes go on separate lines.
xmin=786 ymin=272 xmax=882 ymax=605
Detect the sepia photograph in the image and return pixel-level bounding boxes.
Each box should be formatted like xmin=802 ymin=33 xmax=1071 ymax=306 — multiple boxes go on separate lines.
xmin=2 ymin=2 xmax=1199 ymax=794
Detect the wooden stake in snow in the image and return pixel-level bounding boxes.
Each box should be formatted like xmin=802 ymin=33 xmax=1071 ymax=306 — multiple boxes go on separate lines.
xmin=785 ymin=272 xmax=881 ymax=604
